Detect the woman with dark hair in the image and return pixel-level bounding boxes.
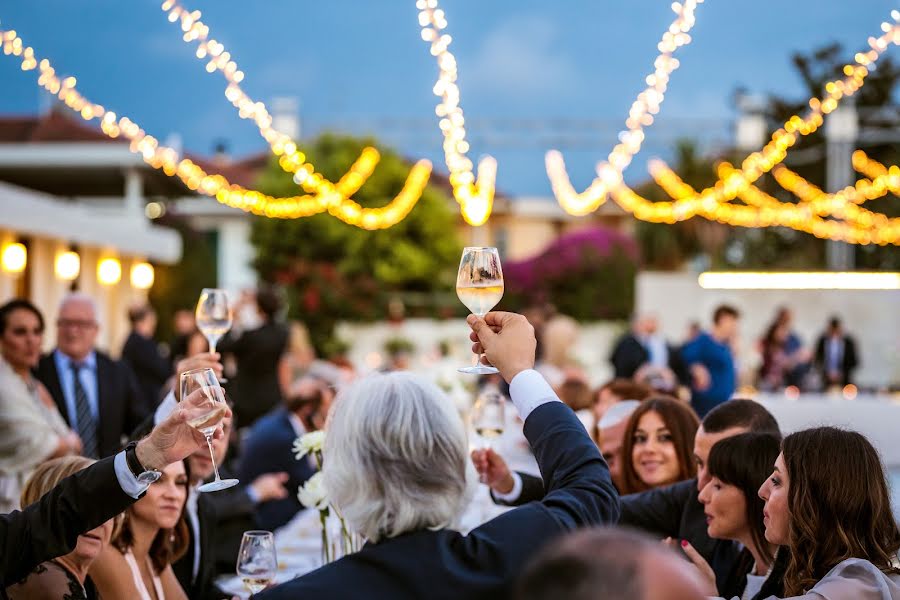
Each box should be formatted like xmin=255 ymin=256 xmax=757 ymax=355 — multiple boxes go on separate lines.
xmin=758 ymin=427 xmax=900 ymax=598
xmin=619 ymin=397 xmax=699 ymax=495
xmin=89 ymin=459 xmax=191 ymax=599
xmin=0 ymin=299 xmax=81 ymax=512
xmin=679 ymin=433 xmax=784 ymax=599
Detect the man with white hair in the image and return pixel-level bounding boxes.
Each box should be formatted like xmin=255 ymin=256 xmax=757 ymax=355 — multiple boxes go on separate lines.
xmin=257 ymin=312 xmax=620 ymax=599
xmin=36 ymin=293 xmax=144 ymax=458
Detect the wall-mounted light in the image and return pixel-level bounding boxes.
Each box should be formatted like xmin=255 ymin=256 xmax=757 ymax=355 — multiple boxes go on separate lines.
xmin=698 ymin=271 xmax=900 ymax=290
xmin=1 ymin=242 xmax=27 ymax=274
xmin=130 ymin=262 xmax=155 ymax=290
xmin=97 ymin=257 xmax=122 ymax=286
xmin=55 ymin=250 xmax=81 ymax=281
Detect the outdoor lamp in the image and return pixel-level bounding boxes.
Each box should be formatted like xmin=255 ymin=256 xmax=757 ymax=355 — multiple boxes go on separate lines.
xmin=97 ymin=257 xmax=122 ymax=286
xmin=1 ymin=242 xmax=27 ymax=274
xmin=55 ymin=250 xmax=81 ymax=281
xmin=130 ymin=262 xmax=155 ymax=290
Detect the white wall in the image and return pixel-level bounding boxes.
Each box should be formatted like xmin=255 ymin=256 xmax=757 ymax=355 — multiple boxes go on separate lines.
xmin=636 ymin=272 xmax=900 ymax=388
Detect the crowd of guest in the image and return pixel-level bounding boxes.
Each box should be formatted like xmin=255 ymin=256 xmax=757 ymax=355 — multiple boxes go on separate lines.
xmin=0 ymin=288 xmax=894 ymax=600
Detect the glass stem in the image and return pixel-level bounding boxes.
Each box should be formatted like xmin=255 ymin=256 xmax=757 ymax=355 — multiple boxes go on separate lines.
xmin=208 ymin=336 xmax=218 ymax=354
xmin=206 ymin=435 xmax=222 ymax=481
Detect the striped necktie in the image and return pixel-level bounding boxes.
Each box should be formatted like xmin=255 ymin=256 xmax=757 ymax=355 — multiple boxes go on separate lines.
xmin=70 ymin=362 xmax=99 ymax=458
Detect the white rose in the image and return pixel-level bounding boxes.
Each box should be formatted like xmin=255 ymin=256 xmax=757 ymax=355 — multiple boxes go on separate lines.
xmin=297 ymin=472 xmax=329 ymax=510
xmin=293 ymin=430 xmax=326 ymax=460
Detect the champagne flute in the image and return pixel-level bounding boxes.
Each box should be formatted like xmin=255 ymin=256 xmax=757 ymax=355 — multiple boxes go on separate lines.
xmin=180 ymin=367 xmax=239 ymax=492
xmin=196 ymin=288 xmax=232 ymax=354
xmin=456 ymin=247 xmax=504 ymax=374
xmin=471 ymin=390 xmax=505 ymax=485
xmin=236 ymin=530 xmax=277 ymax=596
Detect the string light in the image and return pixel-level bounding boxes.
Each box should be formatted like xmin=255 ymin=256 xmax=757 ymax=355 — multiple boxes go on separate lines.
xmin=54 ymin=250 xmax=81 ymax=281
xmin=0 ymin=27 xmax=432 ymax=229
xmin=97 ymin=257 xmax=122 ymax=286
xmin=852 ymin=150 xmax=900 ymax=196
xmin=417 ymin=0 xmax=497 ymax=226
xmin=546 ymin=0 xmax=705 ymax=216
xmin=130 ymin=262 xmax=155 ymax=290
xmin=1 ymin=242 xmax=27 ymax=274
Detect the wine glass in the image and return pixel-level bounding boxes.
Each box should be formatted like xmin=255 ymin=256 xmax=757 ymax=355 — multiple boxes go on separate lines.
xmin=456 ymin=247 xmax=504 ymax=374
xmin=196 ymin=288 xmax=232 ymax=354
xmin=236 ymin=530 xmax=277 ymax=596
xmin=471 ymin=389 xmax=505 ymax=449
xmin=180 ymin=367 xmax=239 ymax=493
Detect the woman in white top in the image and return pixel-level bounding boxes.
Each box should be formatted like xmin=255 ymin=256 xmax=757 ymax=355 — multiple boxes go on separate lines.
xmin=757 ymin=427 xmax=900 ymax=599
xmin=90 ymin=460 xmax=190 ymax=600
xmin=0 ymin=299 xmax=81 ymax=512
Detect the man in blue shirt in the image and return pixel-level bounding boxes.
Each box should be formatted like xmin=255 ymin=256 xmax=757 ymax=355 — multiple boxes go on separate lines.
xmin=681 ymin=305 xmax=740 ymax=418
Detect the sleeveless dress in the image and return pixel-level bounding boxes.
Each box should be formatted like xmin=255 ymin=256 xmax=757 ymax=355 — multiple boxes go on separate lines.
xmin=123 ymin=550 xmax=165 ymax=600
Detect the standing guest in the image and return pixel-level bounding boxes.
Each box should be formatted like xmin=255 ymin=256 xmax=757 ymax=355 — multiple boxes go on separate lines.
xmin=6 ymin=456 xmax=113 ymax=600
xmin=122 ymin=304 xmax=171 ymax=415
xmin=515 ymin=527 xmax=706 ymax=600
xmin=758 ymin=321 xmax=792 ymax=392
xmin=167 ymin=309 xmax=197 ymax=366
xmin=758 ymin=427 xmax=900 ymax=598
xmin=618 ymin=397 xmax=699 ymax=495
xmin=36 ymin=293 xmax=146 ymax=458
xmin=256 ymin=312 xmax=620 ymax=599
xmin=681 ymin=305 xmax=740 ymax=418
xmin=683 ymin=433 xmax=783 ymax=599
xmin=217 ymin=287 xmax=289 ymax=428
xmin=814 ymin=317 xmax=859 ymax=388
xmin=770 ymin=307 xmax=809 ymax=387
xmin=610 ymin=314 xmax=688 ymax=389
xmin=90 ymin=460 xmax=190 ymax=600
xmin=0 ymin=299 xmax=82 ymax=512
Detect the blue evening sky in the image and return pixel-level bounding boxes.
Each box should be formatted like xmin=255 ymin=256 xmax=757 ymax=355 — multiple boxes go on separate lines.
xmin=0 ymin=1 xmax=895 ymax=196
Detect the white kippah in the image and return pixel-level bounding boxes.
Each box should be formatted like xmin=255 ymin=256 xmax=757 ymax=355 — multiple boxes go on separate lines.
xmin=598 ymin=399 xmax=642 ymax=429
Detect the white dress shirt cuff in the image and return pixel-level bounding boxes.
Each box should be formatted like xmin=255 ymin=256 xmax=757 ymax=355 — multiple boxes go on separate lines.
xmin=154 ymin=391 xmax=178 ymax=426
xmin=492 ymin=471 xmax=523 ymax=503
xmin=114 ymin=451 xmax=150 ymax=499
xmin=508 ymin=369 xmax=560 ymax=420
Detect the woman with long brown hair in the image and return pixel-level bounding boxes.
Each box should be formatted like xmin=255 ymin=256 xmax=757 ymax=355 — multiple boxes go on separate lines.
xmin=758 ymin=427 xmax=900 ymax=598
xmin=619 ymin=397 xmax=699 ymax=495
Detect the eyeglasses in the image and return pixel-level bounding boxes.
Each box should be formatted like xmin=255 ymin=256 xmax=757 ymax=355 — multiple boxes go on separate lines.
xmin=57 ymin=319 xmax=98 ymax=330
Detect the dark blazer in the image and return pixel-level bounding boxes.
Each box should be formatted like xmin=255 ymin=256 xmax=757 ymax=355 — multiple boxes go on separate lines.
xmin=256 ymin=401 xmax=620 ymax=600
xmin=218 ymin=322 xmax=288 ymax=428
xmin=0 ymin=455 xmax=135 ymax=592
xmin=498 ymin=475 xmax=741 ymax=593
xmin=609 ymin=333 xmax=689 ymax=384
xmin=814 ymin=334 xmax=859 ymax=386
xmin=121 ymin=331 xmax=171 ymax=416
xmin=172 ymin=493 xmax=229 ymax=600
xmin=36 ymin=351 xmax=146 ymax=458
xmin=238 ymin=407 xmax=316 ymax=531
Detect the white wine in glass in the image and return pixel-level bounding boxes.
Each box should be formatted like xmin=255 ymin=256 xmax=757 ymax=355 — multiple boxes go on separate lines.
xmin=180 ymin=367 xmax=239 ymax=493
xmin=456 ymin=247 xmax=504 ymax=375
xmin=236 ymin=530 xmax=277 ymax=595
xmin=471 ymin=390 xmax=505 ymax=448
xmin=196 ymin=288 xmax=233 ymax=354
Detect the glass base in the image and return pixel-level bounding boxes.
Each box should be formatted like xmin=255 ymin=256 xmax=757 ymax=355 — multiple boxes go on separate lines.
xmin=458 ymin=365 xmax=499 ymax=375
xmin=198 ymin=478 xmax=240 ymax=493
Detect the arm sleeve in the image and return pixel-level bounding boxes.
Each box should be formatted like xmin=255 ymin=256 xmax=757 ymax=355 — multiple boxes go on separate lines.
xmin=619 ymin=479 xmax=694 ymax=537
xmin=0 ymin=455 xmax=136 ymax=586
xmin=491 ymin=472 xmax=547 ymax=506
xmin=680 ymin=337 xmax=703 ymax=366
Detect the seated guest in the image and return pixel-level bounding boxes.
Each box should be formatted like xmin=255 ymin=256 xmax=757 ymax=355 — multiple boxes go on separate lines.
xmin=256 ymin=312 xmax=620 ymax=599
xmin=618 ymin=397 xmax=699 ymax=495
xmin=238 ymin=376 xmax=327 ymax=531
xmin=515 ymin=527 xmax=706 ymax=600
xmin=6 ymin=456 xmax=113 ymax=599
xmin=758 ymin=427 xmax=900 ymax=598
xmin=90 ymin=460 xmax=190 ymax=599
xmin=592 ymin=378 xmax=652 ymax=425
xmin=687 ymin=433 xmax=783 ymax=599
xmin=594 ymin=400 xmax=641 ymax=492
xmin=0 ymin=299 xmax=81 ymax=513
xmin=0 ymin=391 xmax=231 ymax=589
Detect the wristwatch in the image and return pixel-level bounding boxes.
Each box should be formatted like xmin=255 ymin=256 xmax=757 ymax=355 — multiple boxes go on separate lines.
xmin=124 ymin=441 xmax=162 ymax=485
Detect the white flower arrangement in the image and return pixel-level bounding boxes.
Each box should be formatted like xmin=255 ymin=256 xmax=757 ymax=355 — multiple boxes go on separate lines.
xmin=296 ymin=472 xmax=328 ymax=511
xmin=293 ymin=430 xmax=326 ymax=461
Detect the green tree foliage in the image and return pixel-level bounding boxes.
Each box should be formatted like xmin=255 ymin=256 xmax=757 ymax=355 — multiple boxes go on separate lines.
xmin=251 ymin=133 xmax=462 ymax=353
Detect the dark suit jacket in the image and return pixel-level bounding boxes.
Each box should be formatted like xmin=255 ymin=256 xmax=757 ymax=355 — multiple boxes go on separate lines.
xmin=0 ymin=456 xmax=135 ymax=592
xmin=610 ymin=333 xmax=688 ymax=384
xmin=256 ymin=401 xmax=620 ymax=600
xmin=496 ymin=474 xmax=740 ymax=593
xmin=218 ymin=322 xmax=288 ymax=428
xmin=814 ymin=334 xmax=859 ymax=386
xmin=36 ymin=351 xmax=146 ymax=458
xmin=121 ymin=331 xmax=171 ymax=416
xmin=172 ymin=493 xmax=229 ymax=600
xmin=238 ymin=407 xmax=316 ymax=531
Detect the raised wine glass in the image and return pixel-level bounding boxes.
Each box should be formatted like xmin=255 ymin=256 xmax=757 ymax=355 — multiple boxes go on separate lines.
xmin=196 ymin=288 xmax=232 ymax=354
xmin=236 ymin=530 xmax=277 ymax=596
xmin=456 ymin=247 xmax=504 ymax=374
xmin=180 ymin=367 xmax=239 ymax=492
